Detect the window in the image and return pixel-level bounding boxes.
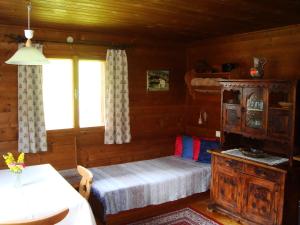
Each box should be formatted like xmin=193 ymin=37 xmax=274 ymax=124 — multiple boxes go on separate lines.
xmin=78 ymin=60 xmax=105 ymax=128
xmin=42 ymin=59 xmax=74 ymax=130
xmin=42 ymin=58 xmax=105 ymax=130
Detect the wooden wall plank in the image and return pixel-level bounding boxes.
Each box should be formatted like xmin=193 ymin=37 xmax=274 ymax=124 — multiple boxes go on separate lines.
xmin=187 ymin=25 xmax=300 ymax=79
xmin=0 ymin=24 xmax=186 ymax=170
xmin=1 ymin=23 xmax=298 ymax=170
xmin=185 ymin=25 xmax=300 ymax=139
xmin=0 ymin=1 xmax=300 ymax=41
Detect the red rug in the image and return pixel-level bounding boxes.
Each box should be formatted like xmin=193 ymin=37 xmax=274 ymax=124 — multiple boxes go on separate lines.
xmin=128 ymin=207 xmax=222 ymax=225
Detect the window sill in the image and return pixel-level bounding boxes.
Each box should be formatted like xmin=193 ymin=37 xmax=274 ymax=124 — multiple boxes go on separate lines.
xmin=46 ymin=126 xmax=104 ymax=135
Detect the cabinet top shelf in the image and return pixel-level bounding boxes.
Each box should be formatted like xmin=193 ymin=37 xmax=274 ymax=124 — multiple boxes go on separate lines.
xmin=247 ymin=108 xmax=264 ymax=112
xmin=209 ymin=150 xmax=287 ymax=173
xmin=220 ymin=79 xmax=294 ymax=83
xmin=293 ymin=155 xmax=300 ymax=162
xmin=223 ymin=102 xmax=240 ymax=105
xmin=221 ymin=79 xmax=299 ymax=166
xmin=187 ymin=71 xmax=231 ymax=79
xmin=269 ymin=107 xmax=291 ymax=111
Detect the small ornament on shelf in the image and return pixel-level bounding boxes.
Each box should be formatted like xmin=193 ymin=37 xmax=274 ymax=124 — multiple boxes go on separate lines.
xmin=194 ymin=60 xmax=215 ymax=73
xmin=250 ymin=57 xmax=267 ymax=78
xmin=222 ymin=63 xmax=237 ymax=72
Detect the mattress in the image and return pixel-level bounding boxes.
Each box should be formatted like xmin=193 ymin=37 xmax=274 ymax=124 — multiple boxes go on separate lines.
xmin=90 ymin=156 xmax=211 ymax=215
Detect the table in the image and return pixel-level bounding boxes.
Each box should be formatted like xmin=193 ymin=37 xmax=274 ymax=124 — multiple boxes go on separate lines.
xmin=0 ymin=164 xmax=96 ymax=225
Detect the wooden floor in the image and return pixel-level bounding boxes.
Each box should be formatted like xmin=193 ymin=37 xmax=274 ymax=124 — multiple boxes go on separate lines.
xmin=191 ymin=200 xmax=242 ymax=225
xmin=95 ymin=192 xmax=242 ymax=225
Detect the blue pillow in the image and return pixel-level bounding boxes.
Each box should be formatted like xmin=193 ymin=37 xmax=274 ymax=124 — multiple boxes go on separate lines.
xmin=182 ymin=135 xmax=194 ymax=159
xmin=198 ymin=139 xmax=220 ymax=163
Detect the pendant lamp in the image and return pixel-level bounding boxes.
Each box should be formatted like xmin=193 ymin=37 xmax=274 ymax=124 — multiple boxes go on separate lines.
xmin=5 ymin=2 xmax=49 ymax=65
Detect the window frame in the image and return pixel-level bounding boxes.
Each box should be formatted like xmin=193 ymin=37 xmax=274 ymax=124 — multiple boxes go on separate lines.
xmin=44 ymin=56 xmax=105 ymax=133
xmin=78 ymin=58 xmax=106 ymax=129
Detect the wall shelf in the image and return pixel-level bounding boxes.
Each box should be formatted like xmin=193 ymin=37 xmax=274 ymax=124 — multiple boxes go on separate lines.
xmin=185 ymin=70 xmax=231 ymax=98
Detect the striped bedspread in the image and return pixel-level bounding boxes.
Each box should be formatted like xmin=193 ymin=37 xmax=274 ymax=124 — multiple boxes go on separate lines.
xmin=90 ymin=156 xmax=211 ymax=215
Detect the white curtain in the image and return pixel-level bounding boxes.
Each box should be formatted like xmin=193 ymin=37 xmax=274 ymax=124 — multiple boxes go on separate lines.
xmin=18 ymin=44 xmax=47 ymax=153
xmin=104 ymin=49 xmax=131 ymax=144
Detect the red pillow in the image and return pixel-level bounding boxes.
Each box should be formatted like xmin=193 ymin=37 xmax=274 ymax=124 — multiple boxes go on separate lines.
xmin=175 ymin=135 xmax=201 ymax=160
xmin=174 ymin=136 xmax=183 ymax=156
xmin=193 ymin=137 xmax=201 ymax=160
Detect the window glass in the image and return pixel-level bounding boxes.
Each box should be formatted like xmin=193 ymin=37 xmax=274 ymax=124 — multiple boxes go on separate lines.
xmin=78 ymin=60 xmax=105 ymax=128
xmin=42 ymin=59 xmax=74 ymax=130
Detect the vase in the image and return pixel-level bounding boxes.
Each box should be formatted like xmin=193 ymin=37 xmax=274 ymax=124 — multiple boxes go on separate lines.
xmin=251 ymin=57 xmax=267 ymax=78
xmin=13 ymin=173 xmax=22 ymax=188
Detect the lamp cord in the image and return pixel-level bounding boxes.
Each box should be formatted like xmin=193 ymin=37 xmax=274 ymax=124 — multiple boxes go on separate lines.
xmin=27 ymin=1 xmax=31 ymax=30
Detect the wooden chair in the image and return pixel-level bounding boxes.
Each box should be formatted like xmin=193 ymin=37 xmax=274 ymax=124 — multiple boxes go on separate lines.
xmin=0 ymin=208 xmax=69 ymax=225
xmin=77 ymin=165 xmax=93 ymax=200
xmin=59 ymin=168 xmax=81 ymax=189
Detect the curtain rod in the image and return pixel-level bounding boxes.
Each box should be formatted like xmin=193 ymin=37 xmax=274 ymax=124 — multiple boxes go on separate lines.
xmin=5 ymin=34 xmax=133 ymax=49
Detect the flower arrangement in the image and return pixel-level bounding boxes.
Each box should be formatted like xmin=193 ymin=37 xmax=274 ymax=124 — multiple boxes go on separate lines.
xmin=3 ymin=152 xmax=25 ymax=174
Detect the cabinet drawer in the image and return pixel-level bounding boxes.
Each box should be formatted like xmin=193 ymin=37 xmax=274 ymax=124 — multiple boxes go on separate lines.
xmin=244 ymin=164 xmax=281 ymax=182
xmin=216 ymin=156 xmax=243 ymax=171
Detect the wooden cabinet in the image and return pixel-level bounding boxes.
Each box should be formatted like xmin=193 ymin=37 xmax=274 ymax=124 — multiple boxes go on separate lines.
xmin=210 ymin=153 xmax=286 ymax=225
xmin=213 ymin=156 xmax=243 ymax=213
xmin=223 ymin=104 xmax=242 ymax=133
xmin=214 ymin=169 xmax=241 ymax=212
xmin=242 ymin=174 xmax=278 ymax=224
xmin=242 ymin=87 xmax=267 ymax=135
xmin=268 ymin=108 xmax=291 ymax=139
xmin=222 ymin=86 xmax=269 ymax=139
xmin=212 ymin=79 xmax=300 ymax=225
xmin=220 ymin=80 xmax=299 ymax=162
xmin=221 ymin=82 xmax=270 ymax=138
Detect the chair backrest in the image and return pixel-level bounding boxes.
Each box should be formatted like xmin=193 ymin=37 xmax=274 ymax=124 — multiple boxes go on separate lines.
xmin=0 ymin=208 xmax=69 ymax=225
xmin=77 ymin=165 xmax=93 ymax=200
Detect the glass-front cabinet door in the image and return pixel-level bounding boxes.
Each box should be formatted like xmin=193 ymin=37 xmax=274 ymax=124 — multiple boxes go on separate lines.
xmin=242 ymin=87 xmax=267 ymax=135
xmin=222 ymin=88 xmax=242 ymax=133
xmin=223 ymin=104 xmax=242 ymax=133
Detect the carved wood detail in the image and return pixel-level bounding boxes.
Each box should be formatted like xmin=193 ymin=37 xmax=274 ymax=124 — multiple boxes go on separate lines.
xmin=0 ymin=24 xmax=187 ymax=170
xmin=220 ymin=79 xmax=299 ymax=160
xmin=211 ymin=153 xmax=286 ymax=225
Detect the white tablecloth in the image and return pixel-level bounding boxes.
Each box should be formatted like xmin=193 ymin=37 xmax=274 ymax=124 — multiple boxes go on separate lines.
xmin=0 ymin=164 xmax=96 ymax=225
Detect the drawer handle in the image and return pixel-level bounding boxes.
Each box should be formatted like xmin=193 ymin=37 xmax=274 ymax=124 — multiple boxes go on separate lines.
xmin=254 ymin=168 xmax=278 ymax=180
xmin=225 ymin=159 xmax=239 ymax=168
xmin=254 ymin=168 xmax=266 ymax=176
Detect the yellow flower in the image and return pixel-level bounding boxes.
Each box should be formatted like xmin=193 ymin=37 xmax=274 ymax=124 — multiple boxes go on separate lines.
xmin=3 ymin=152 xmax=25 ymax=174
xmin=17 ymin=153 xmax=25 ymax=164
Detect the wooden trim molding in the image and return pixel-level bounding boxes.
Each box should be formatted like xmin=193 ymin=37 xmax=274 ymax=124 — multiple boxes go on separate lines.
xmin=209 ymin=150 xmax=287 ymax=174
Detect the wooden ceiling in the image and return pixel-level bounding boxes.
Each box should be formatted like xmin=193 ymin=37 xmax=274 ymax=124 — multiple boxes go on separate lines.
xmin=0 ymin=0 xmax=300 ymax=42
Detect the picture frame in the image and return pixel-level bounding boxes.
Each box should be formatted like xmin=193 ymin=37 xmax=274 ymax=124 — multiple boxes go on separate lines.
xmin=146 ymin=70 xmax=170 ymax=91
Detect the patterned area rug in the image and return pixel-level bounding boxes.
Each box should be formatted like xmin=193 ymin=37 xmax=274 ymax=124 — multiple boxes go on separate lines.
xmin=128 ymin=207 xmax=221 ymax=225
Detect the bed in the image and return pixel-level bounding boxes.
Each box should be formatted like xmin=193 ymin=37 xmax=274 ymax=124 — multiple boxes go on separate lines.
xmin=90 ymin=156 xmax=211 ymax=218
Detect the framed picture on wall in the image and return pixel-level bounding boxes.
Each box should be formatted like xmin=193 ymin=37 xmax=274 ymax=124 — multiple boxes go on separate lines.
xmin=147 ymin=70 xmax=170 ymax=91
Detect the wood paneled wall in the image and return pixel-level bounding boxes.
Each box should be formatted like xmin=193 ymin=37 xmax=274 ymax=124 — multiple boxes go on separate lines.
xmin=1 ymin=23 xmax=299 ymax=170
xmin=188 ymin=24 xmax=300 ymax=79
xmin=0 ymin=25 xmax=186 ymax=170
xmin=185 ymin=24 xmax=300 ymax=136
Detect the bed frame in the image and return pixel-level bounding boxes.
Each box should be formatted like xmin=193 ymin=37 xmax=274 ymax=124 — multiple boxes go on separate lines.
xmin=89 ymin=131 xmax=217 ymax=224
xmin=90 ymin=191 xmax=210 ymax=225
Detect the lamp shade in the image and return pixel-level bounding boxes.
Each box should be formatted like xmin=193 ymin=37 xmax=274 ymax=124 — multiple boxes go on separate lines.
xmin=5 ymin=46 xmax=49 ymax=65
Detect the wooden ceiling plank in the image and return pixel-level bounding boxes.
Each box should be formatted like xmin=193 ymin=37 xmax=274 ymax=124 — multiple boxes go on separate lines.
xmin=0 ymin=0 xmax=299 ymax=41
